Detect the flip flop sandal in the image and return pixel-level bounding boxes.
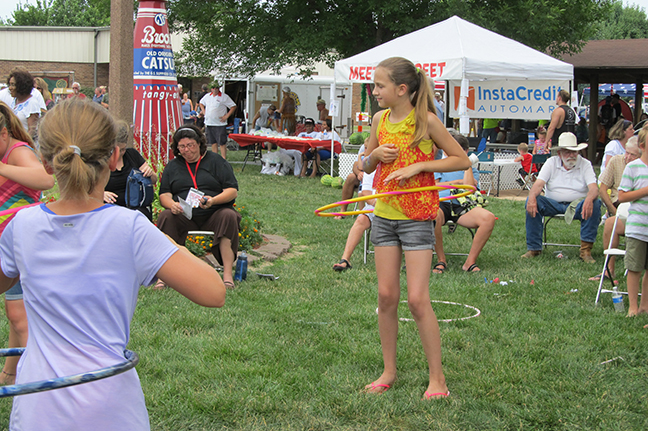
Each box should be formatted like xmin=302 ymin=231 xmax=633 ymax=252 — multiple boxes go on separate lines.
xmin=333 ymin=259 xmax=352 ymax=272
xmin=365 ymin=382 xmax=391 ymax=394
xmin=224 ymin=281 xmax=235 ymax=289
xmin=464 ymin=263 xmax=481 ymax=273
xmin=432 ymin=262 xmax=447 ymax=274
xmin=423 ymin=390 xmax=450 ymax=400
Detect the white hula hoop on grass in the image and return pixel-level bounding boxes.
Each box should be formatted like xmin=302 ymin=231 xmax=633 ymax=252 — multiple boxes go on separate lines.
xmin=375 ymin=300 xmax=481 ymax=323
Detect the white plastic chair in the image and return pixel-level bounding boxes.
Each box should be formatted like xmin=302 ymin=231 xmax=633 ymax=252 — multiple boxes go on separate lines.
xmin=595 ymin=202 xmax=634 ymax=305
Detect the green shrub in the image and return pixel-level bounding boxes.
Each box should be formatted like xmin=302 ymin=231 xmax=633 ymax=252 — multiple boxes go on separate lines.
xmin=235 ymin=203 xmax=263 ymax=252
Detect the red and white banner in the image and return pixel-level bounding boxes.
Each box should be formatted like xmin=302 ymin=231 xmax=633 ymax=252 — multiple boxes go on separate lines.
xmin=335 ymin=60 xmax=461 ymax=84
xmin=133 ymin=0 xmax=182 ymax=164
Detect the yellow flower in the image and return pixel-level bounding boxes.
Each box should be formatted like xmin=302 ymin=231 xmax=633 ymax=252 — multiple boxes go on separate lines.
xmin=238 ymin=233 xmax=242 ymax=237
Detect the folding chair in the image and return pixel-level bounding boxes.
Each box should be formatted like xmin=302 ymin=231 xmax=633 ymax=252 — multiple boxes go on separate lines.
xmin=443 ymin=220 xmax=475 ymax=256
xmin=318 ymin=153 xmax=338 ymax=176
xmin=542 ymin=214 xmax=580 ymax=249
xmin=363 ymin=223 xmax=475 ymax=264
xmin=595 ymin=203 xmax=635 ymax=305
xmin=476 ymin=152 xmax=495 ymax=196
xmin=241 ymin=143 xmax=263 ymax=172
xmin=517 ymin=154 xmax=549 ymax=194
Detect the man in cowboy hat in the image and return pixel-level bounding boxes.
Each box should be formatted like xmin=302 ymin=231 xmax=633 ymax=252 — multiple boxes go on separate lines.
xmin=522 ymin=132 xmax=601 ymax=263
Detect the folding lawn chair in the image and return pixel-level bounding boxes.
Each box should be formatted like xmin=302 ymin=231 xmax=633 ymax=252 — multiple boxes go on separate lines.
xmin=542 ymin=214 xmax=580 ymax=249
xmin=476 ymin=151 xmax=495 ymax=196
xmin=595 ymin=203 xmax=636 ymax=305
xmin=517 ymin=153 xmax=549 ymax=195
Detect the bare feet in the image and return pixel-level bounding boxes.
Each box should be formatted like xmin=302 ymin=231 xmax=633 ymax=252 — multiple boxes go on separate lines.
xmin=627 ymin=308 xmax=648 ymax=317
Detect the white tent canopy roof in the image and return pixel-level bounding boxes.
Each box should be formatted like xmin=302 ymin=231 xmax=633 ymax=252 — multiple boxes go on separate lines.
xmin=335 ymin=16 xmax=573 ymax=83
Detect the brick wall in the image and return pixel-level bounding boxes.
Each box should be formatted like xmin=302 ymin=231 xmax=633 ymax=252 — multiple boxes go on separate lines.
xmin=0 ymin=61 xmax=109 ymax=90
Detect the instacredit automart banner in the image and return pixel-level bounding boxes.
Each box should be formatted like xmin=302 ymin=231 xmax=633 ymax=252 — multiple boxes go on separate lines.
xmin=133 ymin=0 xmax=182 ymax=163
xmin=448 ymin=80 xmax=570 ymax=120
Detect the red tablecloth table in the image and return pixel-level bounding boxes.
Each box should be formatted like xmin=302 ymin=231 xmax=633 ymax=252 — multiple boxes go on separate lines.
xmin=228 ymin=134 xmax=343 ymax=172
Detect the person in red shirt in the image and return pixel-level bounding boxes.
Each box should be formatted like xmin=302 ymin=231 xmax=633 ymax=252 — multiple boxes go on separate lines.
xmin=514 ymin=142 xmax=537 ymax=186
xmin=67 ymin=82 xmax=87 ymax=99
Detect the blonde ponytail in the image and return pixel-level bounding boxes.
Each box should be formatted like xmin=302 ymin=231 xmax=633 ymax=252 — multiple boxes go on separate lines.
xmin=39 ymin=99 xmax=115 ymax=199
xmin=377 ymin=57 xmax=436 ymax=148
xmin=412 ymin=69 xmax=436 ymax=148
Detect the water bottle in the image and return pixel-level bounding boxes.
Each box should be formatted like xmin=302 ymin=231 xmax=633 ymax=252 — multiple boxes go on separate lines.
xmin=234 ymin=251 xmax=248 ymax=281
xmin=612 ymin=286 xmax=624 ymax=313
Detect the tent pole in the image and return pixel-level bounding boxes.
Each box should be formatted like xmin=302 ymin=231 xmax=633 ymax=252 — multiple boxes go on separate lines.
xmin=588 ymin=75 xmax=599 ymax=163
xmin=459 ymin=78 xmax=469 ymax=135
xmin=330 ymin=82 xmax=336 ymax=176
xmin=634 ymin=77 xmax=642 ymax=125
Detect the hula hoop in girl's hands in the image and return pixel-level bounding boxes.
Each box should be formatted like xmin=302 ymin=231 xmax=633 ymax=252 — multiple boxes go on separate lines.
xmin=314 ymin=184 xmax=477 ymax=218
xmin=0 ymin=348 xmax=139 ymax=398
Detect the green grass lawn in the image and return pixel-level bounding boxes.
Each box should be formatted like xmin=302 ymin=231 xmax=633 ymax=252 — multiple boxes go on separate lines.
xmin=1 ymin=150 xmax=647 ymax=430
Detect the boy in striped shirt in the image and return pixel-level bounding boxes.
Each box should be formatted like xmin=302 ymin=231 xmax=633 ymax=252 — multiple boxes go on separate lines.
xmin=618 ymin=125 xmax=648 ymax=318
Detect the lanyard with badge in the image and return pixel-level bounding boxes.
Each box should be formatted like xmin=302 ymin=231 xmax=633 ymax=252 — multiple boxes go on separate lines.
xmin=185 ymin=158 xmax=205 ymax=207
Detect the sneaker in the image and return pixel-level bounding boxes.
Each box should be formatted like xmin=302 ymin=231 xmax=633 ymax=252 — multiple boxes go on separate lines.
xmin=521 ymin=250 xmax=541 ymax=258
xmin=516 ymin=178 xmax=525 ymax=187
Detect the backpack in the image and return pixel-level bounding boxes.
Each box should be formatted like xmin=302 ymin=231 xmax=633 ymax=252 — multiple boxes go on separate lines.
xmin=600 ymin=103 xmax=614 ymax=128
xmin=125 ymin=169 xmax=154 ymax=209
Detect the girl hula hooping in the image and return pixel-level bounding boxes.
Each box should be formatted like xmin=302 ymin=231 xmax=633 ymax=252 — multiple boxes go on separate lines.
xmin=0 ymin=99 xmax=225 ymax=430
xmin=0 ymin=102 xmax=54 ymax=385
xmin=362 ymin=57 xmax=470 ymax=400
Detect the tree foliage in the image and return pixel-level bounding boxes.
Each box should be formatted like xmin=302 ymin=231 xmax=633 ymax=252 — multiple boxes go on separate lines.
xmin=11 ymin=0 xmax=111 ymax=26
xmin=167 ymin=0 xmax=613 ymax=78
xmin=594 ymin=0 xmax=648 ymax=39
xmin=11 ymin=0 xmax=51 ymax=26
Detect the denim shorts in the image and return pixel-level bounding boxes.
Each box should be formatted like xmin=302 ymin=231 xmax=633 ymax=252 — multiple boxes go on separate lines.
xmin=370 ymin=216 xmax=435 ymax=251
xmin=5 ymin=280 xmax=23 ymax=301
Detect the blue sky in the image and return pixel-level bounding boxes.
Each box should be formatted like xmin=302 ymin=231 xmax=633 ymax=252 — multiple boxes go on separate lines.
xmin=2 ymin=0 xmax=648 ymax=23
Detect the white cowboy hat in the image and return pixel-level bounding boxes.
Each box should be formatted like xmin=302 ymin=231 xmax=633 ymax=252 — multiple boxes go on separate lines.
xmin=557 ymin=132 xmax=587 ymax=151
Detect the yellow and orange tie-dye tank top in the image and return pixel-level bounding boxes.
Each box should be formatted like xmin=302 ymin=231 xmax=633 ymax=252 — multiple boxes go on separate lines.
xmin=373 ymin=109 xmax=438 ymax=221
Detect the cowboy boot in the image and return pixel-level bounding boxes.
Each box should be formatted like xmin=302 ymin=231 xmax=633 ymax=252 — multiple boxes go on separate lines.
xmin=580 ymin=241 xmax=595 ymax=263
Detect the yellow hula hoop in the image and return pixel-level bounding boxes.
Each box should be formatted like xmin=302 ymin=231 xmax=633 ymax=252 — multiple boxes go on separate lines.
xmin=315 ymin=184 xmax=477 ymax=217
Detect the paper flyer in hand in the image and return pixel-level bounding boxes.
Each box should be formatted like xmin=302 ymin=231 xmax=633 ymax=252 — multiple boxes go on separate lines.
xmin=178 ymin=197 xmax=193 ymax=220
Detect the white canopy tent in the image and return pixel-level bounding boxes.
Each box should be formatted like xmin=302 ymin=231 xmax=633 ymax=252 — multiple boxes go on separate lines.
xmin=333 ymin=16 xmax=574 ymax=135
